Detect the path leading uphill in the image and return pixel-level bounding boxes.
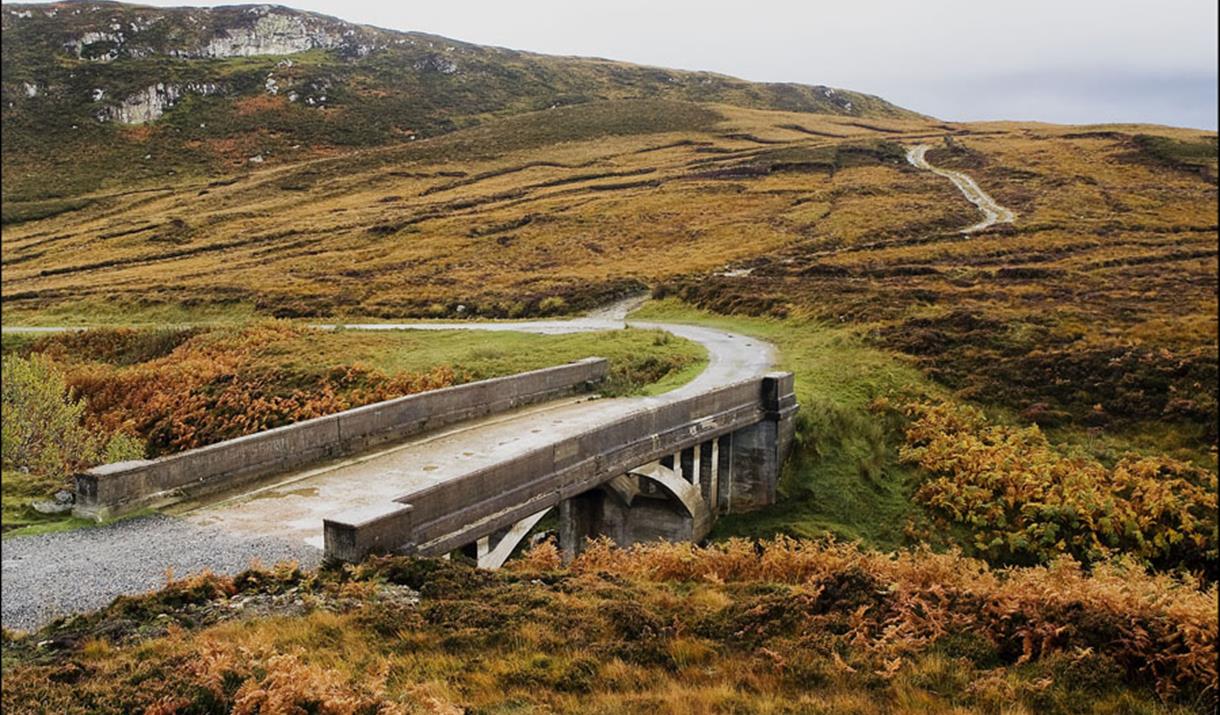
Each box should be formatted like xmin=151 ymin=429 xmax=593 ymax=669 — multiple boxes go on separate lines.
xmin=1 ymin=300 xmax=774 ymax=631
xmin=906 ymin=144 xmax=1015 ymax=232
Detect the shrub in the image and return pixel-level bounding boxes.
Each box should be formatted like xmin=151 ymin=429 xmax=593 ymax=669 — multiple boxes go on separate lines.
xmin=1 ymin=354 xmax=141 ymax=481
xmin=56 ymin=324 xmax=461 ymax=455
xmin=538 ymin=296 xmax=567 ymax=315
xmin=550 ymin=537 xmax=1218 ymax=701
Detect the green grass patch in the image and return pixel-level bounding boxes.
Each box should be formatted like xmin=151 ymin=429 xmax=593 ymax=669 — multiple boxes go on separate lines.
xmin=0 ymin=197 xmax=96 ymax=225
xmin=1 ymin=512 xmax=100 ymax=538
xmin=1134 ymin=133 xmax=1218 ymax=171
xmin=1 ymin=469 xmax=151 ymax=537
xmin=1 ymin=469 xmax=75 ymax=535
xmin=334 ymin=326 xmax=705 ymax=392
xmin=0 ymin=333 xmax=40 ymax=354
xmin=631 ymin=299 xmax=938 ymax=549
xmin=1046 ymin=418 xmax=1218 ymax=472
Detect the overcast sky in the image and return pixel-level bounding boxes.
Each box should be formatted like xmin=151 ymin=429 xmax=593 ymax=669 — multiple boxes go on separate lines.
xmin=34 ymin=0 xmax=1220 ymax=128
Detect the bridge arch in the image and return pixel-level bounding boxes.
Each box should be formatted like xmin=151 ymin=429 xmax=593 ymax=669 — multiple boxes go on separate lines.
xmin=626 ymin=461 xmax=710 ymax=526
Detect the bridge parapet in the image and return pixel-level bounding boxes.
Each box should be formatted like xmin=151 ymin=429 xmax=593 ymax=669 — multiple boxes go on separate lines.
xmin=324 ymin=372 xmax=798 ymax=563
xmin=74 ymin=358 xmax=608 ymax=520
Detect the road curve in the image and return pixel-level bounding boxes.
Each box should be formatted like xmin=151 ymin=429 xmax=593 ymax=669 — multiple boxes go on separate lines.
xmin=2 ymin=300 xmax=776 ymax=630
xmin=906 ymin=144 xmax=1015 ymax=233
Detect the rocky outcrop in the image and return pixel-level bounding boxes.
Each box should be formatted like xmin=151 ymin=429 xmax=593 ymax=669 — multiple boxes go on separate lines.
xmin=66 ymin=29 xmax=123 ymax=60
xmin=97 ymin=82 xmax=220 ymax=124
xmin=414 ymin=54 xmax=458 ymax=75
xmin=816 ymin=86 xmax=854 ymax=113
xmin=201 ymin=9 xmax=342 ymax=58
xmin=51 ymin=6 xmax=381 ymax=62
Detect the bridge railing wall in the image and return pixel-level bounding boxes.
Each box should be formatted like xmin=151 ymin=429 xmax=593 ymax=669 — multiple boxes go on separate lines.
xmin=73 ymin=358 xmax=609 ymax=520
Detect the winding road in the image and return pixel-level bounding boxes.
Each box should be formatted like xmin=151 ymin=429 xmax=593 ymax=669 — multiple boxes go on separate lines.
xmin=1 ymin=299 xmax=775 ymax=630
xmin=907 ymin=144 xmax=1015 ymax=232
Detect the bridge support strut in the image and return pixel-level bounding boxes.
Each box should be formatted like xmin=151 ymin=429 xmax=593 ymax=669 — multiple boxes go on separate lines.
xmin=476 ymin=507 xmax=553 ymax=569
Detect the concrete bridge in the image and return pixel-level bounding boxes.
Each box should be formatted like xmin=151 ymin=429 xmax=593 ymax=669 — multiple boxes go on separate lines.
xmin=323 ymin=369 xmax=796 ymax=566
xmin=73 ymin=319 xmax=796 ymax=565
xmin=3 ymin=312 xmax=796 ymax=629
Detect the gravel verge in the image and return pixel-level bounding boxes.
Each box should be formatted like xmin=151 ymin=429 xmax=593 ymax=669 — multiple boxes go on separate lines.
xmin=1 ymin=514 xmax=321 ymax=632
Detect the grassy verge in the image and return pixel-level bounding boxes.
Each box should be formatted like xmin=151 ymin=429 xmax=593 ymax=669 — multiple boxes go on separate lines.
xmin=322 ymin=325 xmax=706 ymax=391
xmin=0 ymin=301 xmax=262 ymax=328
xmin=0 ymin=471 xmax=155 ymax=538
xmin=632 ymin=299 xmax=937 ymax=549
xmin=1 ymin=470 xmax=82 ymax=536
xmin=632 ymin=300 xmax=1217 ymax=577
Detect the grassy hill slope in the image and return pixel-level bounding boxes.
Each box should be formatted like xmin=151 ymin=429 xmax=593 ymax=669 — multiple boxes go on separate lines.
xmin=3 ymin=101 xmax=952 ymax=319
xmin=1 ymin=0 xmax=917 ymax=201
xmin=4 ymin=91 xmax=1215 ymax=469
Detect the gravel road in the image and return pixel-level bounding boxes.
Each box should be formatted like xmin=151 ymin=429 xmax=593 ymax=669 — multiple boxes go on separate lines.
xmin=2 ymin=514 xmax=320 ymax=631
xmin=906 ymin=143 xmax=1015 ymax=232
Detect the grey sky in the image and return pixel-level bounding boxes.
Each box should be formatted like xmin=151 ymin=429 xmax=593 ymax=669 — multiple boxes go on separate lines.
xmin=29 ymin=0 xmax=1220 ymax=128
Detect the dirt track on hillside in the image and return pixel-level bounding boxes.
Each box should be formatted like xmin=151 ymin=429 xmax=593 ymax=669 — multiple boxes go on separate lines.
xmin=906 ymin=144 xmax=1015 ymax=232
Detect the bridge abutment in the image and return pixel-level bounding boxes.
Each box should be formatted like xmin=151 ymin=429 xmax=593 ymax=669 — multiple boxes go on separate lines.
xmin=723 ymin=372 xmax=797 ymax=512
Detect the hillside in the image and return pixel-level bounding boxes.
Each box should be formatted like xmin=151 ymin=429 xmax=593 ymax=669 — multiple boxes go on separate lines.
xmin=1 ymin=0 xmax=916 ymax=201
xmin=4 ymin=97 xmax=1215 ymax=456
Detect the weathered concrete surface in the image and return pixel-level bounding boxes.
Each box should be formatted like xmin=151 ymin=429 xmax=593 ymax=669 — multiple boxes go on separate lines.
xmin=75 ymin=358 xmax=608 ymax=520
xmin=184 ymin=394 xmax=633 ymax=550
xmin=725 ymin=371 xmax=798 ymax=512
xmin=183 ymin=320 xmax=775 ymax=554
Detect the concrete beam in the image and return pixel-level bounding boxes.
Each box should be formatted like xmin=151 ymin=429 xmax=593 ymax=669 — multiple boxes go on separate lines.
xmin=323 ymin=502 xmax=415 ymax=563
xmin=478 ymin=507 xmax=552 ymax=569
